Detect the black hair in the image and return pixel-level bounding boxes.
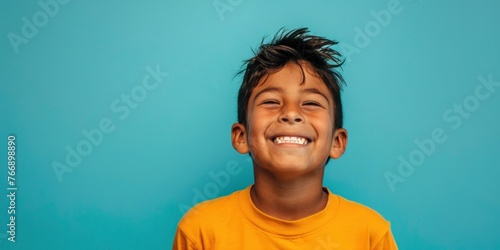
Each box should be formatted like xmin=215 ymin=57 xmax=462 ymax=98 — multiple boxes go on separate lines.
xmin=237 ymin=27 xmax=345 ymax=129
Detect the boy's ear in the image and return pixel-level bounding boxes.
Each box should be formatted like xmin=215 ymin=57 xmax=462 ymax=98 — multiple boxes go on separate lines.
xmin=231 ymin=123 xmax=249 ymax=154
xmin=329 ymin=128 xmax=348 ymax=159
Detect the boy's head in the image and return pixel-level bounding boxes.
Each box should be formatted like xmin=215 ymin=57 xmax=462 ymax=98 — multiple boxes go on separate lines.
xmin=232 ymin=28 xmax=347 ymax=172
xmin=237 ymin=27 xmax=345 ymax=130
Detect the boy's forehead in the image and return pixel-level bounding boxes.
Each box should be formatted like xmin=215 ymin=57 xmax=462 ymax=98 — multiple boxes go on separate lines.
xmin=253 ymin=63 xmax=332 ymax=98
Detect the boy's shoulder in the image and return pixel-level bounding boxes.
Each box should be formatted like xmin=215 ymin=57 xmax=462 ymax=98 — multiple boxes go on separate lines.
xmin=331 ymin=191 xmax=392 ymax=234
xmin=177 ymin=186 xmax=245 ymax=229
xmin=336 ymin=193 xmax=387 ymax=217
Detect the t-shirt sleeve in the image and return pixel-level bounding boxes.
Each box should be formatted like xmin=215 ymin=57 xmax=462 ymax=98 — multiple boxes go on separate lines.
xmin=172 ymin=227 xmax=198 ymax=250
xmin=373 ymin=227 xmax=398 ymax=250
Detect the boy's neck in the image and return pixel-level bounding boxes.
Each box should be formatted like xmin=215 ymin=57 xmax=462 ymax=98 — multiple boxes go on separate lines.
xmin=250 ymin=171 xmax=328 ymax=221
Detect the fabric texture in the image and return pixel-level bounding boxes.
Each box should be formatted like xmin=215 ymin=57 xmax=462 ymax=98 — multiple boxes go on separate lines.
xmin=173 ymin=185 xmax=398 ymax=250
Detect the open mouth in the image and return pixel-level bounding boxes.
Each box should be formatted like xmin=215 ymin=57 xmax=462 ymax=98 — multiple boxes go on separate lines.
xmin=272 ymin=136 xmax=310 ymax=145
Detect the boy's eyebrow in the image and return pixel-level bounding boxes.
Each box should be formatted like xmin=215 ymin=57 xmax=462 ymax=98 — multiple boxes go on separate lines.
xmin=301 ymin=88 xmax=330 ymax=103
xmin=252 ymin=87 xmax=284 ymax=102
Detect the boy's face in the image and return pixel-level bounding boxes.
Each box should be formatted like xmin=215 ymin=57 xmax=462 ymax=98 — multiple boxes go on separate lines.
xmin=232 ymin=62 xmax=347 ymax=178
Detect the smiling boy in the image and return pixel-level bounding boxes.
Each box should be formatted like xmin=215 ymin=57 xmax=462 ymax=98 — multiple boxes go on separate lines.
xmin=173 ymin=28 xmax=397 ymax=249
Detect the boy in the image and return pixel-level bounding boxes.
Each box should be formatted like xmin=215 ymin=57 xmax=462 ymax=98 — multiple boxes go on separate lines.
xmin=173 ymin=28 xmax=398 ymax=249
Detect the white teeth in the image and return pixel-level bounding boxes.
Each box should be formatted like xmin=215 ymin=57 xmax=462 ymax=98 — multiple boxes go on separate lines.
xmin=273 ymin=136 xmax=308 ymax=145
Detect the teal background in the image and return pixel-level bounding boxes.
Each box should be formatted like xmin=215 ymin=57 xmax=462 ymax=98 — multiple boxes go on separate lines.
xmin=1 ymin=0 xmax=500 ymax=249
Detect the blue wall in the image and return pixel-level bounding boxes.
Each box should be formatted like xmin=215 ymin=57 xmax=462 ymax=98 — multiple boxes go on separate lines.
xmin=1 ymin=0 xmax=499 ymax=249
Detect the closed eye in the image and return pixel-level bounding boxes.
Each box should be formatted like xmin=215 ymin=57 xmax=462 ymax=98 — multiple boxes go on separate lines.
xmin=303 ymin=101 xmax=322 ymax=107
xmin=261 ymin=99 xmax=280 ymax=105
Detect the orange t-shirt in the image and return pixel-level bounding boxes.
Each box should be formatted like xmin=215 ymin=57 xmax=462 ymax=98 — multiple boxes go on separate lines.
xmin=173 ymin=185 xmax=398 ymax=249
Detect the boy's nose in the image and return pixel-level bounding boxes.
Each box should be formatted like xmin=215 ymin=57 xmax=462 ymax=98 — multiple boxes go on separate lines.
xmin=279 ymin=105 xmax=304 ymax=124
